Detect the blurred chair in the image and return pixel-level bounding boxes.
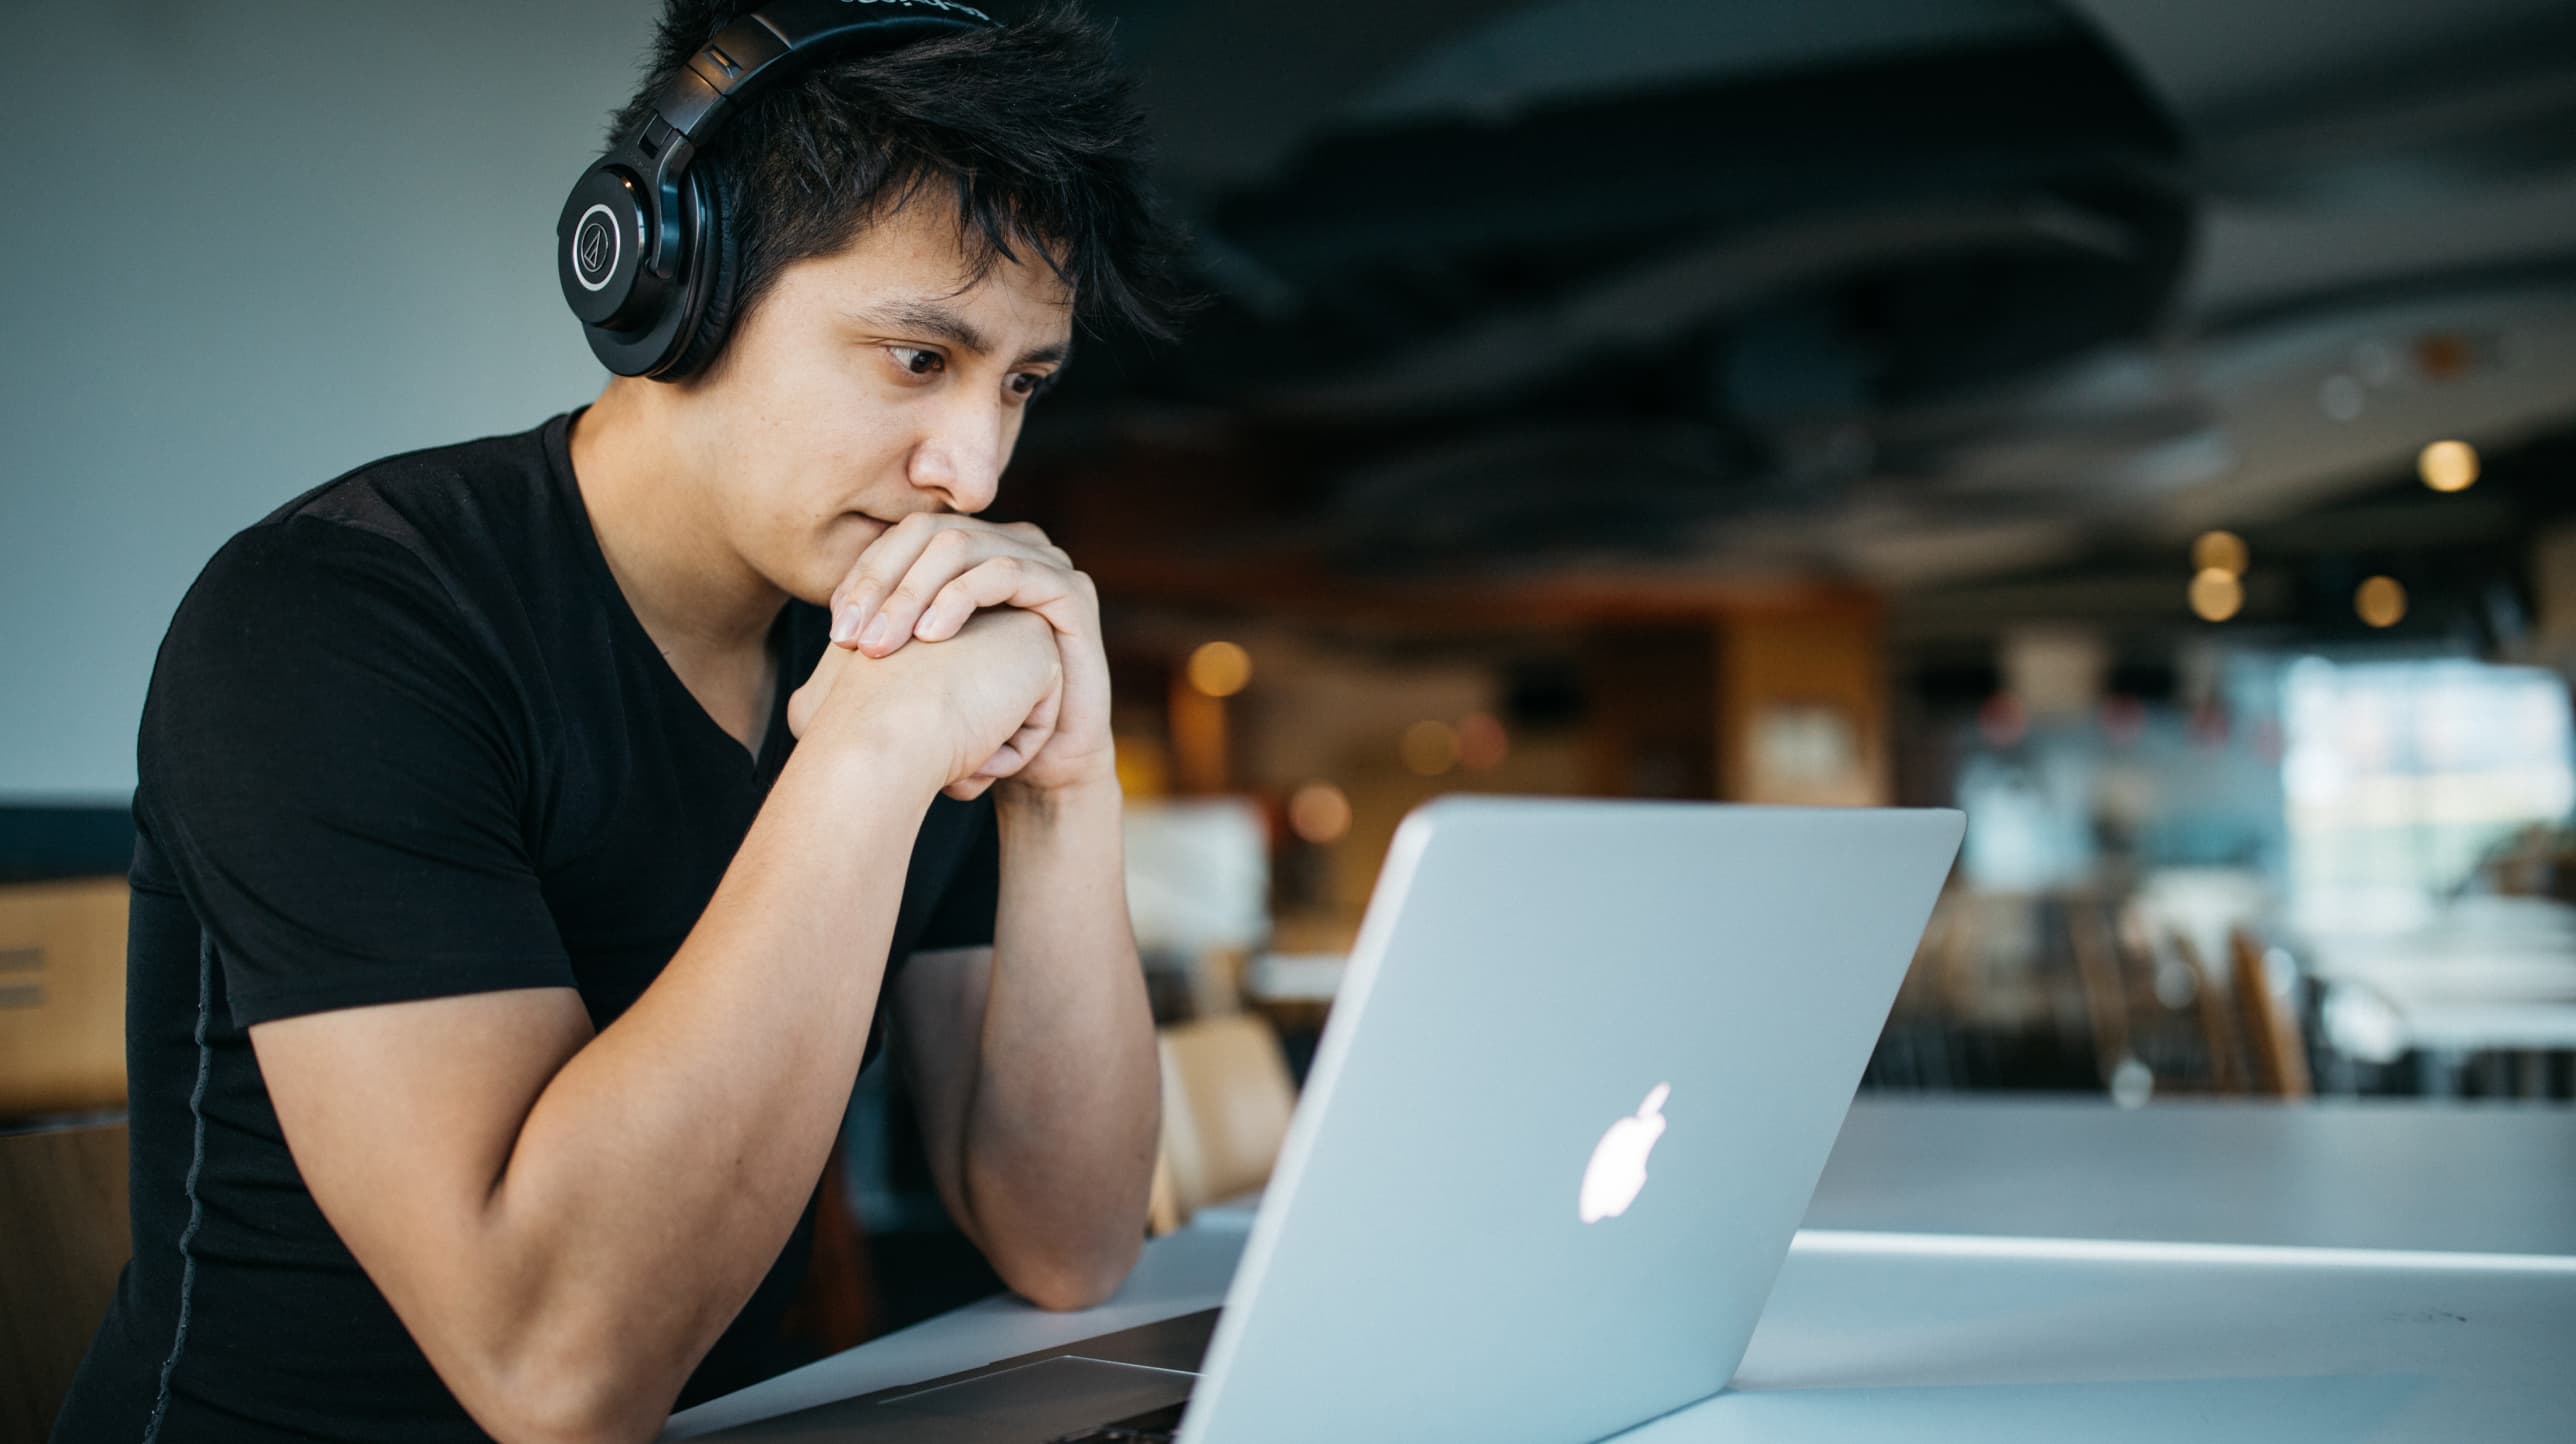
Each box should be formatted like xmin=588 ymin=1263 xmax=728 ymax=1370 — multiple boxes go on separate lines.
xmin=1148 ymin=1014 xmax=1296 ymax=1236
xmin=2229 ymin=927 xmax=2314 ymax=1099
xmin=1863 ymin=892 xmax=1968 ymax=1092
xmin=2068 ymin=898 xmax=2135 ymax=1090
xmin=2165 ymin=928 xmax=2253 ymax=1095
xmin=0 ymin=1121 xmax=131 ymax=1443
xmin=0 ymin=878 xmax=130 ymax=1124
xmin=1146 ymin=1147 xmax=1185 ymax=1239
xmin=1910 ymin=886 xmax=1975 ymax=1021
xmin=2074 ymin=897 xmax=2233 ymax=1102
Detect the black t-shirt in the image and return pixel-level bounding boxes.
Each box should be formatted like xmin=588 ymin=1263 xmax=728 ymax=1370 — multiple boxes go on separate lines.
xmin=54 ymin=410 xmax=998 ymax=1442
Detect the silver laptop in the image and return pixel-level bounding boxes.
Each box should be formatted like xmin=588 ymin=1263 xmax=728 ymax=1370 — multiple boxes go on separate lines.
xmin=717 ymin=796 xmax=1964 ymax=1443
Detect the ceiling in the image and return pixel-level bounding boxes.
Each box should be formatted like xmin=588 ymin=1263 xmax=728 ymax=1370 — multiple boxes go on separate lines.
xmin=1009 ymin=0 xmax=2576 ymax=642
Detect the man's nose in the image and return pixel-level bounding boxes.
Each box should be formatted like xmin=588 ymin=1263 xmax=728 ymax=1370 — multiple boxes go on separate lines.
xmin=909 ymin=404 xmax=1006 ymax=515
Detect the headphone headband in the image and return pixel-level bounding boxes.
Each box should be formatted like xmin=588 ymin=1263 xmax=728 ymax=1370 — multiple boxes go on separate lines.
xmin=560 ymin=0 xmax=1001 ymax=378
xmin=649 ymin=1 xmax=994 ymax=154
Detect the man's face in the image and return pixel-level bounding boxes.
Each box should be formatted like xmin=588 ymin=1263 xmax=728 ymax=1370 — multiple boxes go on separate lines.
xmin=674 ymin=198 xmax=1075 ymax=607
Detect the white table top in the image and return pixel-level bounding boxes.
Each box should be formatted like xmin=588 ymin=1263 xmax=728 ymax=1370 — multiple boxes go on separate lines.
xmin=668 ymin=1099 xmax=2576 ymax=1441
xmin=1614 ymin=1244 xmax=2576 ymax=1442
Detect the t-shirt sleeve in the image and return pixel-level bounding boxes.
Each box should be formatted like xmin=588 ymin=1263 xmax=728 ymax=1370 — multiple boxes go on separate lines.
xmin=139 ymin=516 xmax=573 ymax=1028
xmin=909 ymin=792 xmax=1001 ymax=955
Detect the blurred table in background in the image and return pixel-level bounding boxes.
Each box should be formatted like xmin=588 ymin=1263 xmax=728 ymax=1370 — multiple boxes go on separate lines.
xmin=2305 ymin=912 xmax=2576 ymax=1014
xmin=1809 ymin=1097 xmax=2576 ymax=1257
xmin=2304 ymin=903 xmax=2576 ymax=1095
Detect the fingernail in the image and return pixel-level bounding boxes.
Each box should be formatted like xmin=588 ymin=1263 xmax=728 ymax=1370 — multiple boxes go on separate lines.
xmin=859 ymin=614 xmax=895 ymax=651
xmin=831 ymin=607 xmax=862 ymax=644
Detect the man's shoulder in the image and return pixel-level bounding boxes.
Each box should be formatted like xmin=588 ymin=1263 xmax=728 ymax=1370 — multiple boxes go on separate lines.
xmin=169 ymin=412 xmax=574 ymax=644
xmin=250 ymin=412 xmax=567 ymax=561
xmin=170 ymin=414 xmax=572 ymax=667
xmin=140 ymin=432 xmax=562 ymax=791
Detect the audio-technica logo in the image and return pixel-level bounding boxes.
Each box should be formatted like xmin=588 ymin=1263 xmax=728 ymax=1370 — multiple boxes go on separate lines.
xmin=835 ymin=0 xmax=995 ymax=22
xmin=572 ymin=204 xmax=620 ymax=291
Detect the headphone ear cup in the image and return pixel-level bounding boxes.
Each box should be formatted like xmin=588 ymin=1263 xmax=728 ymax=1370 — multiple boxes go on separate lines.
xmin=661 ymin=167 xmax=744 ymax=381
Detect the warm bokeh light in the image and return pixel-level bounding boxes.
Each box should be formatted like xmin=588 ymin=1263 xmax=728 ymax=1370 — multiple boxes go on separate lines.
xmin=2191 ymin=530 xmax=2248 ymax=576
xmin=2188 ymin=567 xmax=2243 ymax=623
xmin=2417 ymin=439 xmax=2478 ymax=493
xmin=1456 ymin=711 xmax=1510 ymax=771
xmin=1400 ymin=719 xmax=1461 ymax=776
xmin=2356 ymin=576 xmax=2408 ymax=628
xmin=1111 ymin=735 xmax=1170 ymax=798
xmin=1287 ymin=781 xmax=1352 ymax=844
xmin=1186 ymin=640 xmax=1253 ymax=698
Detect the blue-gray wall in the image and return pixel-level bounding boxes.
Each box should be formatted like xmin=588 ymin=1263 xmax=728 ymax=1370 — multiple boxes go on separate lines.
xmin=2 ymin=1 xmax=657 ymax=803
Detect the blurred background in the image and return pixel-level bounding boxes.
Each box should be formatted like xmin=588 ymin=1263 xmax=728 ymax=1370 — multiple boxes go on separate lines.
xmin=8 ymin=0 xmax=2576 ymax=1356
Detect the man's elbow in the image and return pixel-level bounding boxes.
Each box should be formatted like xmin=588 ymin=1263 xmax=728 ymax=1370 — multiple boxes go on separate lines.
xmin=1003 ymin=1233 xmax=1144 ymax=1313
xmin=479 ymin=1381 xmax=670 ymax=1444
xmin=460 ymin=1336 xmax=678 ymax=1444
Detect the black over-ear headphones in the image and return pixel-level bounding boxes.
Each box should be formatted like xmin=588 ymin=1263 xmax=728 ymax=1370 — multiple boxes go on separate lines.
xmin=558 ymin=0 xmax=1000 ymax=379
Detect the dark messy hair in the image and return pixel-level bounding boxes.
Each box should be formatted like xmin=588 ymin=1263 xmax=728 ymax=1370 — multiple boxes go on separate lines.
xmin=609 ymin=0 xmax=1198 ymax=376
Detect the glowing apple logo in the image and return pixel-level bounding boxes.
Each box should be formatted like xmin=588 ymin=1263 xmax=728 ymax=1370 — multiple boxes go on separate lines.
xmin=1579 ymin=1083 xmax=1671 ymax=1224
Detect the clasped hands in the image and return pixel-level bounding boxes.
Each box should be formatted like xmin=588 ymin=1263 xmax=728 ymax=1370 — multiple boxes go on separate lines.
xmin=785 ymin=515 xmax=1113 ymax=803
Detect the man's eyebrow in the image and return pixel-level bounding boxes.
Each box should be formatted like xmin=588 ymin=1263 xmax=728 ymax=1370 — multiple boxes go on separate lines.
xmin=843 ymin=299 xmax=1073 ymax=370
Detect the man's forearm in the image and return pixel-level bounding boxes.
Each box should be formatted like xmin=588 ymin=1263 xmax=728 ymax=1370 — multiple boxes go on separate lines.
xmin=473 ymin=734 xmax=942 ymax=1433
xmin=963 ymin=777 xmax=1160 ymax=1309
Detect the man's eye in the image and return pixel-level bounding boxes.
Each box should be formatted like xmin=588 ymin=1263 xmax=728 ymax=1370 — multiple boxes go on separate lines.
xmin=1010 ymin=372 xmax=1061 ymax=401
xmin=887 ymin=346 xmax=944 ymax=377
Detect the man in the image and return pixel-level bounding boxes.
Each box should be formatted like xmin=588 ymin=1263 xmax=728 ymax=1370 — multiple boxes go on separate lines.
xmin=55 ymin=3 xmax=1196 ymax=1439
